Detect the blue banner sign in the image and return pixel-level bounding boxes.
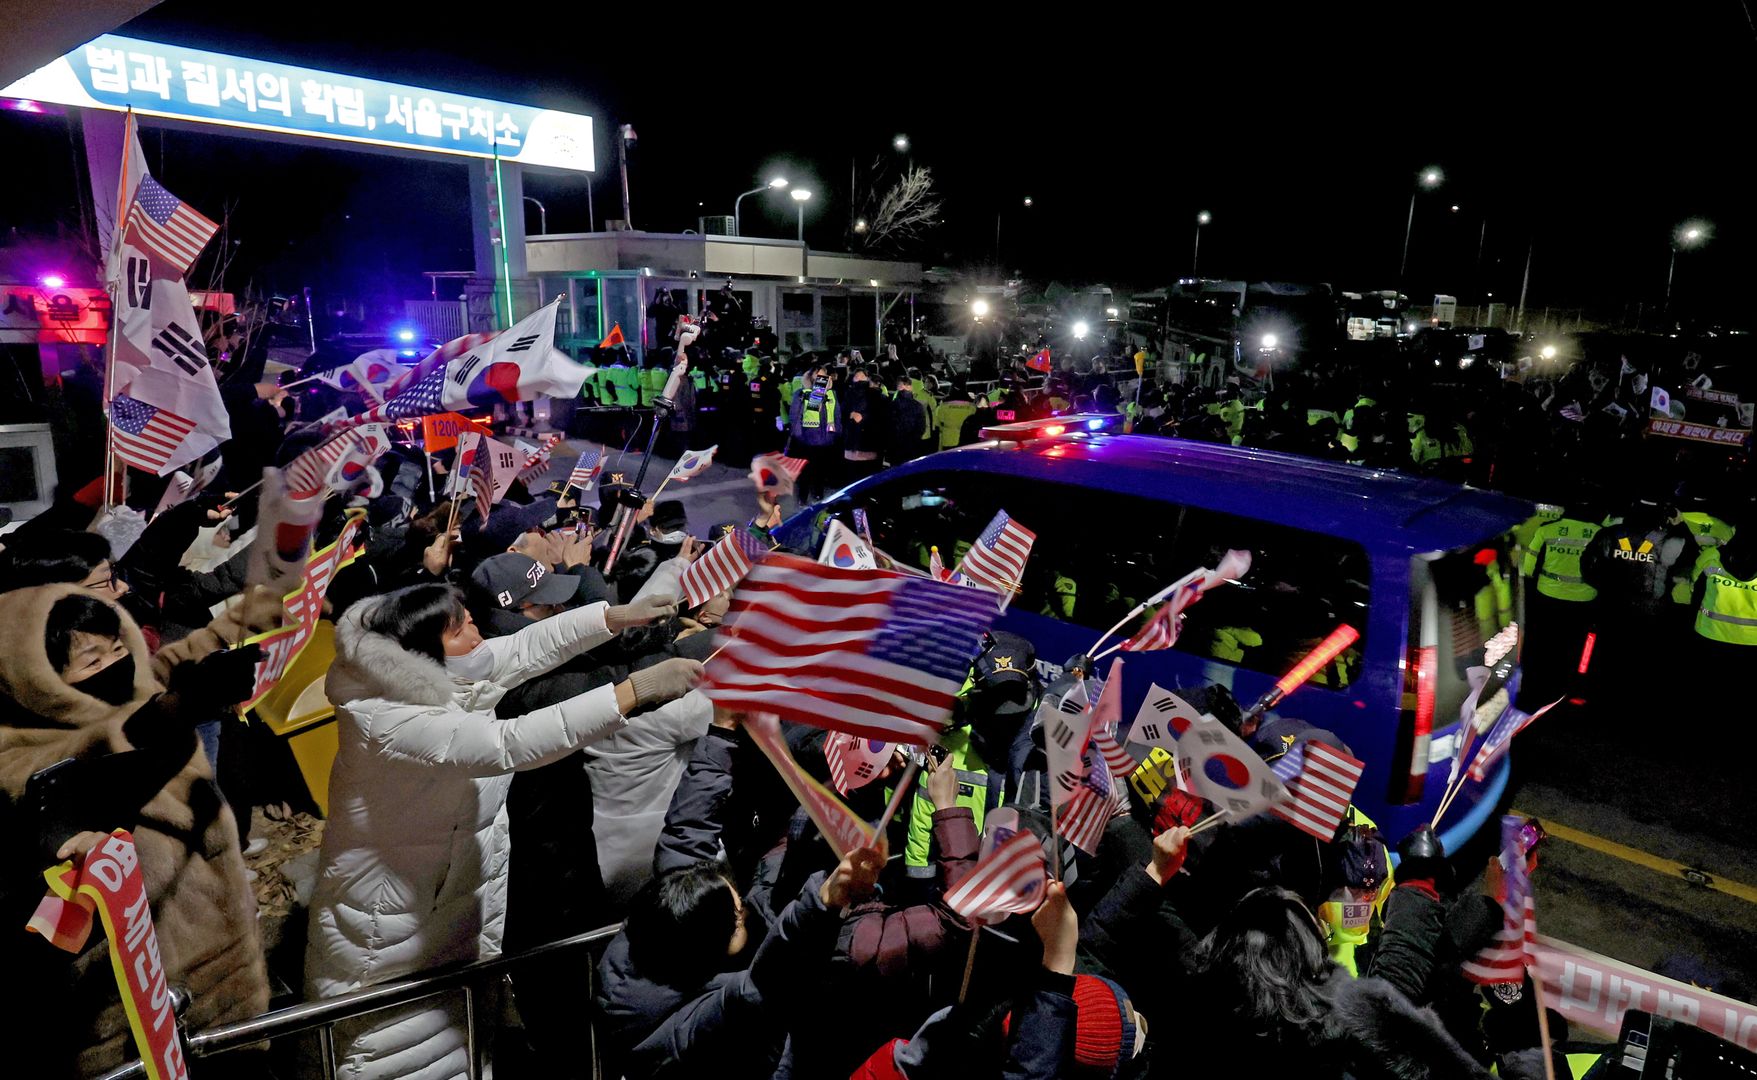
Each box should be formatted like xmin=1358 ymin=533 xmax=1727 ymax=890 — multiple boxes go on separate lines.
xmin=3 ymin=34 xmax=594 ymax=172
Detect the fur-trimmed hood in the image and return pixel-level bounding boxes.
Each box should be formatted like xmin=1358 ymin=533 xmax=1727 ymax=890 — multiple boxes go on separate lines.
xmin=1324 ymin=971 xmax=1489 ymax=1080
xmin=329 ymin=597 xmax=468 ymax=709
xmin=0 ymin=583 xmax=159 ymax=729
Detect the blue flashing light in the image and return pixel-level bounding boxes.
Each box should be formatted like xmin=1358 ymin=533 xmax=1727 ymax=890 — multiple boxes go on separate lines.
xmin=399 ymin=348 xmax=418 ymax=357
xmin=1087 ymin=418 xmax=1106 ymax=430
xmin=396 ymin=328 xmax=416 ymax=342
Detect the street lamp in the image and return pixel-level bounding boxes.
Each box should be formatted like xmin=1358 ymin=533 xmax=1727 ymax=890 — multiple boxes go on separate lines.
xmin=893 ymin=134 xmax=910 ymax=152
xmin=522 ymin=196 xmax=547 ymax=235
xmin=972 ymin=299 xmax=990 ymax=318
xmin=1023 ymin=196 xmax=1034 ymax=207
xmin=854 ymin=218 xmax=869 ymax=234
xmin=1072 ymin=321 xmax=1090 ymax=340
xmin=1399 ymin=166 xmax=1443 ymax=285
xmin=1193 ymin=210 xmax=1212 ymax=276
xmin=733 ymin=177 xmax=789 ymax=237
xmin=1665 ymin=221 xmax=1709 ymax=320
xmin=791 ymin=187 xmax=813 ymax=242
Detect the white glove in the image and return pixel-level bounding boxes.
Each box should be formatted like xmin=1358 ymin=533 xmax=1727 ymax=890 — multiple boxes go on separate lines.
xmin=626 ymin=658 xmax=703 ymax=707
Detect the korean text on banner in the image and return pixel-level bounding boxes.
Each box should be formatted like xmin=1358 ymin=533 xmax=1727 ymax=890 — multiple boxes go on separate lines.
xmin=28 ymin=831 xmax=189 ymax=1080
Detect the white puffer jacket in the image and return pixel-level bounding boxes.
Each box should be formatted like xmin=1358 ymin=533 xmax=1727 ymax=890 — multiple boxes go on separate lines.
xmin=305 ymin=598 xmax=629 ymax=1080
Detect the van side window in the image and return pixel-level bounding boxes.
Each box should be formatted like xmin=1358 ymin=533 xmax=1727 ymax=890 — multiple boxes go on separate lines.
xmin=853 ymin=471 xmax=1179 ymax=626
xmin=1165 ymin=508 xmax=1370 ymax=689
xmin=852 ymin=471 xmax=1367 ymax=688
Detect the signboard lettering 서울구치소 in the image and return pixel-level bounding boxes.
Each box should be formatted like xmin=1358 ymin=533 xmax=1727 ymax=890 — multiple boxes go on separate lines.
xmin=3 ymin=35 xmax=594 ymax=173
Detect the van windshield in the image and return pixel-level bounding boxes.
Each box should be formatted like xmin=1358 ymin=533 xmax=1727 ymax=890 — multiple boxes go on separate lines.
xmin=1418 ymin=534 xmax=1522 ymax=724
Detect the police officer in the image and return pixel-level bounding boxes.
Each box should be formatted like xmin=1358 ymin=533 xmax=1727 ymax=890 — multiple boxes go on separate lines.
xmin=1690 ymin=508 xmax=1757 ymax=666
xmin=1520 ymin=494 xmax=1610 ymax=703
xmin=900 ymin=632 xmax=1040 ymax=881
xmin=788 ymin=365 xmax=839 ymax=502
xmin=1581 ymin=498 xmax=1698 ymax=705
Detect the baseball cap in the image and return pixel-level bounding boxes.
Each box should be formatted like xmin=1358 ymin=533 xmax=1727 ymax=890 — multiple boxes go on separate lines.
xmin=472 ymin=552 xmax=580 ymax=611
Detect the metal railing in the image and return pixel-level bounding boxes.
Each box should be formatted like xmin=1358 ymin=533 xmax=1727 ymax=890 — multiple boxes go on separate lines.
xmin=404 ymin=299 xmax=471 ymax=343
xmin=98 ymin=924 xmax=621 ymax=1080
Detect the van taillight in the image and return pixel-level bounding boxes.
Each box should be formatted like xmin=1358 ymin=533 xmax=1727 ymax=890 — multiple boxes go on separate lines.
xmin=1394 ymin=644 xmax=1437 ymax=803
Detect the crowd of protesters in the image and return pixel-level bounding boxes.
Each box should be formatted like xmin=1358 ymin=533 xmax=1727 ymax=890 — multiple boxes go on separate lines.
xmin=0 ymin=306 xmax=1744 ymax=1080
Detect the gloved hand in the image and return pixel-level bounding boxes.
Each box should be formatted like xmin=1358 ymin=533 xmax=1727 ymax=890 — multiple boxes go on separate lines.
xmin=1395 ymin=824 xmax=1448 ymax=890
xmin=167 ymin=644 xmax=263 ymax=716
xmin=606 ymin=594 xmax=679 ymax=631
xmin=625 ymin=658 xmax=703 ymax=707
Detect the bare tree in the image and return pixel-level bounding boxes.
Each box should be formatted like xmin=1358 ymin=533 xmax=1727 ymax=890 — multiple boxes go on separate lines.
xmin=860 ymin=167 xmax=942 ymax=253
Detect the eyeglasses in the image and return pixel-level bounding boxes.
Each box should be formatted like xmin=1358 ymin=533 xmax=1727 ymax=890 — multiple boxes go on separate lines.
xmin=82 ymin=568 xmax=120 ymax=592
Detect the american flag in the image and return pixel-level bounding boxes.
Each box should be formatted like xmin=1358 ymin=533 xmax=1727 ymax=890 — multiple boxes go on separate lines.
xmin=667 ymin=445 xmax=718 ymax=482
xmin=1123 ymin=603 xmax=1180 ymax=652
xmin=1462 ymin=816 xmax=1537 ymax=985
xmin=566 ymin=445 xmax=603 ymax=492
xmin=824 ymin=732 xmax=891 ymax=795
xmin=1268 ymin=741 xmax=1366 ymax=841
xmin=1091 ymin=729 xmax=1138 ymax=782
xmin=749 ymin=452 xmax=807 ymax=498
xmin=955 ymin=511 xmax=1036 ymax=601
xmin=679 ymin=527 xmax=771 ymax=608
xmin=701 ymin=555 xmax=1001 ymax=745
xmin=124 ymin=175 xmax=218 ymax=278
xmin=282 ymin=434 xmax=355 ymax=498
xmin=468 ymin=440 xmax=495 ymax=525
xmin=1055 ymin=744 xmax=1121 ymax=855
xmin=381 ymin=365 xmax=448 ymax=421
xmin=1468 ymin=698 xmax=1560 ymax=782
xmin=109 ymin=394 xmax=197 ymax=473
xmin=946 ymin=831 xmax=1048 ymax=924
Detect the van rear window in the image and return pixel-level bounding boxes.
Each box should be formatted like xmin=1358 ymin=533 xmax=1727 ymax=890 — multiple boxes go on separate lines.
xmin=841 ymin=469 xmax=1370 ymax=688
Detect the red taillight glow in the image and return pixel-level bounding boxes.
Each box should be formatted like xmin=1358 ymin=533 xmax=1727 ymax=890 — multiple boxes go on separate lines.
xmin=1576 ymin=631 xmax=1597 ymax=675
xmin=1395 ymin=643 xmax=1438 ymax=804
xmin=1275 ymin=624 xmax=1360 ymax=696
xmin=1041 ymin=424 xmax=1066 ymax=436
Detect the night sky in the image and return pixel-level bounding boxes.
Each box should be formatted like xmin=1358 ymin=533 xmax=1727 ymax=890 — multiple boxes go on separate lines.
xmin=5 ymin=4 xmax=1753 ymax=323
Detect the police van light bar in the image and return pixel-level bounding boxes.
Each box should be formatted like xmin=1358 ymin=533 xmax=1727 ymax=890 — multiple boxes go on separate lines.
xmin=979 ymin=413 xmax=1122 ymax=443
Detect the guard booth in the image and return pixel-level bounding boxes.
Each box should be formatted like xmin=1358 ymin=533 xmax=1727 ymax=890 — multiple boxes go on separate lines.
xmin=524 ymin=232 xmax=923 ymax=358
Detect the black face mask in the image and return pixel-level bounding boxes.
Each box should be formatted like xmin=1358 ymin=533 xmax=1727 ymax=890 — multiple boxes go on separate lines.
xmin=73 ymin=654 xmax=137 ymax=707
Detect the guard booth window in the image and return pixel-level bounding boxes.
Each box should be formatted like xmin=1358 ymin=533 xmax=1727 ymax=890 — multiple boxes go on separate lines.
xmin=841 ymin=470 xmax=1368 ymax=689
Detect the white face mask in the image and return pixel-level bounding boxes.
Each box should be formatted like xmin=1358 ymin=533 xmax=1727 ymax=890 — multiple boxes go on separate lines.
xmin=444 ymin=640 xmax=496 ymax=682
xmin=650 ymin=528 xmax=689 ymax=545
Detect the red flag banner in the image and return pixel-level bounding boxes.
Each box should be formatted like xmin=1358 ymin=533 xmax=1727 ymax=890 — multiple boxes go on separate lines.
xmin=745 ymin=712 xmax=874 ymax=857
xmin=28 ymin=831 xmax=190 ymax=1080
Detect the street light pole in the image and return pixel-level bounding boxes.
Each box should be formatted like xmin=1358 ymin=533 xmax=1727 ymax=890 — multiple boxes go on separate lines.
xmin=1400 ymin=167 xmax=1442 ymax=288
xmin=733 ymin=178 xmax=789 ymax=237
xmin=1664 ymin=224 xmax=1708 ymax=324
xmin=791 ymin=188 xmax=813 ymax=276
xmin=1193 ymin=210 xmax=1211 ymax=276
xmin=617 ymin=124 xmax=637 ymax=229
xmin=1515 ymin=240 xmax=1532 ymax=335
xmin=522 ymin=196 xmax=547 ymax=235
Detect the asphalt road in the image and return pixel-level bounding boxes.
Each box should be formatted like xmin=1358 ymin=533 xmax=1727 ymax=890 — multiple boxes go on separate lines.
xmin=557 ymin=437 xmax=1757 ymax=1014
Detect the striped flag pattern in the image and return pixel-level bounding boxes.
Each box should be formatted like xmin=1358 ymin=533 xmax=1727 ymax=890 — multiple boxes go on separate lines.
xmin=108 ymin=394 xmax=197 ymax=473
xmin=824 ymin=732 xmax=891 ymax=795
xmin=679 ymin=527 xmax=771 ymax=608
xmin=518 ymin=433 xmax=564 ymax=486
xmin=1091 ymin=729 xmax=1137 ymax=782
xmin=945 ymin=832 xmax=1048 ymax=924
xmin=383 ymin=330 xmax=495 ymax=400
xmin=1462 ymin=816 xmax=1537 ymax=985
xmin=469 ymin=442 xmax=495 ymax=524
xmin=1123 ymin=603 xmax=1180 ymax=651
xmin=283 ymin=427 xmax=386 ymax=498
xmin=124 ymin=175 xmax=219 ymax=278
xmin=1469 ymin=698 xmax=1560 ymax=782
xmin=1054 ymin=747 xmax=1120 ymax=855
xmin=954 ymin=511 xmax=1036 ymax=601
xmin=567 ymin=445 xmax=603 ymax=491
xmin=701 ymin=555 xmax=1001 ymax=745
xmin=1268 ymin=741 xmax=1366 ymax=841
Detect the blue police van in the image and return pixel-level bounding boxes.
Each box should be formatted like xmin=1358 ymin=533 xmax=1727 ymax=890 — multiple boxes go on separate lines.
xmin=780 ymin=418 xmax=1532 ymax=848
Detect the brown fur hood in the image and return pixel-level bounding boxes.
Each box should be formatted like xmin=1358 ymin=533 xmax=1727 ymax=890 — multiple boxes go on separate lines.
xmin=0 ymin=584 xmax=269 ymax=1073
